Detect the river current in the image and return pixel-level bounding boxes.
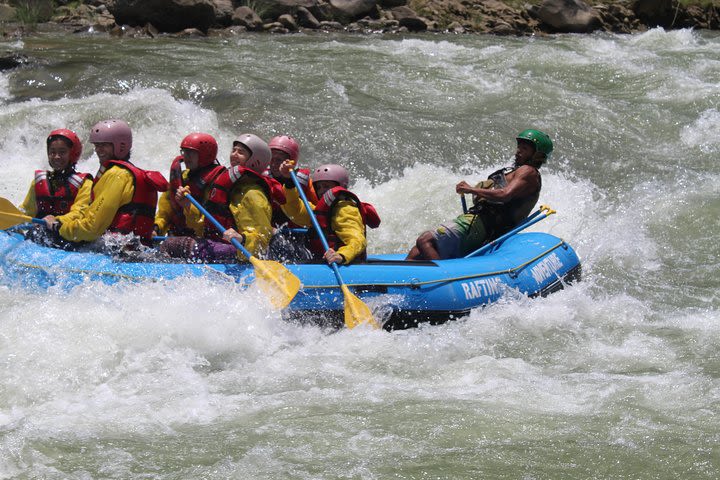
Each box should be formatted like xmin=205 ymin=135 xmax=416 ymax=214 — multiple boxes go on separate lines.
xmin=0 ymin=29 xmax=718 ymax=478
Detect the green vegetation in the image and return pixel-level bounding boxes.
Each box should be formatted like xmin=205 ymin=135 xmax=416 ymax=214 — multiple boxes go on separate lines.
xmin=243 ymin=0 xmax=273 ymax=21
xmin=678 ymin=0 xmax=719 ymax=6
xmin=11 ymin=0 xmax=55 ymax=25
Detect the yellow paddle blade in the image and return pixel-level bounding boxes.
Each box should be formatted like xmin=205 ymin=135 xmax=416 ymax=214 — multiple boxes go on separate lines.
xmin=0 ymin=197 xmax=32 ymax=230
xmin=341 ymin=284 xmax=380 ymax=330
xmin=249 ymin=256 xmax=301 ymax=309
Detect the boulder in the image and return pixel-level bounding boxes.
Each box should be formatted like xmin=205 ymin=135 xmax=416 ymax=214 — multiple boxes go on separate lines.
xmin=631 ymin=0 xmax=674 ymax=27
xmin=377 ymin=0 xmax=406 ymax=9
xmin=389 ymin=6 xmax=427 ymax=31
xmin=537 ymin=0 xmax=602 ymax=33
xmin=328 ymin=0 xmax=377 ymax=23
xmin=0 ymin=53 xmax=27 ymax=71
xmin=213 ymin=0 xmax=234 ymax=26
xmin=232 ymin=6 xmax=263 ymax=30
xmin=249 ymin=0 xmax=321 ymax=21
xmin=277 ymin=13 xmax=298 ymax=30
xmin=106 ymin=0 xmax=218 ymax=32
xmin=296 ymin=6 xmax=321 ymax=28
xmin=319 ymin=20 xmax=344 ymax=29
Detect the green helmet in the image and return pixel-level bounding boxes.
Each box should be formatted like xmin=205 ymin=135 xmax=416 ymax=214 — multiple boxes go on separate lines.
xmin=516 ymin=129 xmax=553 ymax=156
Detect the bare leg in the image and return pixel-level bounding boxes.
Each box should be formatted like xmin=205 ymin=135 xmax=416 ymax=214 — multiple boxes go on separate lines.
xmin=406 ymin=231 xmax=441 ymax=260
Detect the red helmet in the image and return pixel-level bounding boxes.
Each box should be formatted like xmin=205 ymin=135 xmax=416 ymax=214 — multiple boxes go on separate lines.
xmin=47 ymin=128 xmax=82 ymax=164
xmin=234 ymin=133 xmax=271 ymax=174
xmin=268 ymin=135 xmax=300 ymax=160
xmin=180 ymin=132 xmax=218 ymax=167
xmin=89 ymin=119 xmax=132 ymax=160
xmin=311 ymin=164 xmax=349 ymax=188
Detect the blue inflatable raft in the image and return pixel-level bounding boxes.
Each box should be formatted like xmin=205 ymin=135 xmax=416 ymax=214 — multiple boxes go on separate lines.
xmin=0 ymin=226 xmax=581 ymax=330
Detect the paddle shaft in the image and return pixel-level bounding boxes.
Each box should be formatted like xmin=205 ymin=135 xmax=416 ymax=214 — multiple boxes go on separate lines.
xmin=289 ymin=170 xmax=346 ymax=285
xmin=464 ymin=207 xmax=553 ymax=258
xmin=460 ymin=194 xmax=468 ymax=214
xmin=184 ymin=193 xmax=252 ymax=259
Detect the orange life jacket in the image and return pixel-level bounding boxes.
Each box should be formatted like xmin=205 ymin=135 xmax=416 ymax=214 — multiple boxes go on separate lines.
xmin=308 ymin=186 xmax=380 ymax=262
xmin=33 ymin=169 xmax=92 ymax=217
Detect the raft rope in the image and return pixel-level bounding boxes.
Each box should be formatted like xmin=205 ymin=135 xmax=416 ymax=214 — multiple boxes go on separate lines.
xmin=302 ymin=239 xmax=568 ymax=290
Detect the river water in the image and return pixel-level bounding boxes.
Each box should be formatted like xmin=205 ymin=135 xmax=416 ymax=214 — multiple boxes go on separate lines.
xmin=0 ymin=28 xmax=718 ymax=478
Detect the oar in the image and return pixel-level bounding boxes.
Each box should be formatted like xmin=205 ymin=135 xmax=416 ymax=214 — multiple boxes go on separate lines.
xmin=184 ymin=193 xmax=301 ymax=309
xmin=0 ymin=197 xmax=46 ymax=230
xmin=1 ymin=198 xmax=171 ymax=243
xmin=460 ymin=194 xmax=468 ymax=214
xmin=289 ymin=170 xmax=379 ymax=330
xmin=464 ymin=205 xmax=556 ymax=258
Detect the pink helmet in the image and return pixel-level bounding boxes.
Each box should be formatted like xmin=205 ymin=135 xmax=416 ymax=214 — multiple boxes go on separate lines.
xmin=311 ymin=164 xmax=349 ymax=188
xmin=47 ymin=128 xmax=83 ymax=164
xmin=234 ymin=133 xmax=271 ymax=173
xmin=268 ymin=135 xmax=300 ymax=160
xmin=89 ymin=119 xmax=132 ymax=160
xmin=180 ymin=132 xmax=218 ymax=167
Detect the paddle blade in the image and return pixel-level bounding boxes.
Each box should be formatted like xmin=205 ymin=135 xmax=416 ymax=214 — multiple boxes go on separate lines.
xmin=0 ymin=197 xmax=32 ymax=230
xmin=341 ymin=284 xmax=380 ymax=330
xmin=249 ymin=256 xmax=301 ymax=309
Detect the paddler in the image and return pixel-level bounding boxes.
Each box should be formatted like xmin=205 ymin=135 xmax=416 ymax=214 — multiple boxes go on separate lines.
xmin=20 ymin=128 xmax=93 ymax=220
xmin=154 ymin=132 xmax=226 ymax=237
xmin=20 ymin=128 xmax=94 ymax=247
xmin=42 ymin=119 xmax=169 ymax=248
xmin=162 ymin=133 xmax=284 ymax=262
xmin=278 ymin=161 xmax=380 ymax=265
xmin=265 ymin=135 xmax=317 ymax=262
xmin=406 ymin=129 xmax=553 ymax=260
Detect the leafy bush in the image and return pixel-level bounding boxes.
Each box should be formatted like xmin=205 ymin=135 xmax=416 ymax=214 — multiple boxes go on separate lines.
xmin=10 ymin=0 xmax=55 ymax=25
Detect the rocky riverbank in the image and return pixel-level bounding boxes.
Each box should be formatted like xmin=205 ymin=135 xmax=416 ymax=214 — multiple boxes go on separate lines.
xmin=0 ymin=0 xmax=718 ymax=38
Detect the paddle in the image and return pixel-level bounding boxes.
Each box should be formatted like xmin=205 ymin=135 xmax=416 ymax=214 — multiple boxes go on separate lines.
xmin=460 ymin=194 xmax=468 ymax=214
xmin=0 ymin=198 xmax=172 ymax=244
xmin=0 ymin=197 xmax=46 ymax=230
xmin=183 ymin=193 xmax=301 ymax=309
xmin=289 ymin=170 xmax=379 ymax=330
xmin=464 ymin=205 xmax=556 ymax=258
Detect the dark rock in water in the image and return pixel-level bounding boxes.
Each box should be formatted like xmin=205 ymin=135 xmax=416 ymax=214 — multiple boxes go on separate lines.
xmin=232 ymin=6 xmax=263 ymax=31
xmin=328 ymin=0 xmax=377 ymax=23
xmin=390 ymin=6 xmax=428 ymax=31
xmin=107 ymin=0 xmax=218 ymax=33
xmin=296 ymin=7 xmax=321 ymax=29
xmin=0 ymin=54 xmax=28 ymax=71
xmin=631 ymin=0 xmax=674 ymax=28
xmin=537 ymin=0 xmax=602 ymax=33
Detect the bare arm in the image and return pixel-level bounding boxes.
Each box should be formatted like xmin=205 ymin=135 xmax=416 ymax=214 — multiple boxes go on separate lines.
xmin=456 ymin=165 xmax=539 ymax=204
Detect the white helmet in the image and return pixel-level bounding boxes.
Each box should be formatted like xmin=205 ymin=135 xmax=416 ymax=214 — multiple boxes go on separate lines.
xmin=234 ymin=133 xmax=271 ymax=174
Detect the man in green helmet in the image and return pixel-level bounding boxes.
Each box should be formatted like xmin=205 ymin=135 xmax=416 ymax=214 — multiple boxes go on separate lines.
xmin=407 ymin=129 xmax=553 ymax=260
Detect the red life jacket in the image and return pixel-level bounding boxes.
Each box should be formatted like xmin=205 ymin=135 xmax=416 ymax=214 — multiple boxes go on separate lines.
xmin=103 ymin=160 xmax=169 ymax=244
xmin=166 ymin=156 xmax=226 ymax=236
xmin=33 ymin=169 xmax=92 ymax=217
xmin=204 ymin=165 xmax=286 ymax=240
xmin=269 ymin=168 xmax=317 ymax=228
xmin=308 ymin=186 xmax=380 ymax=262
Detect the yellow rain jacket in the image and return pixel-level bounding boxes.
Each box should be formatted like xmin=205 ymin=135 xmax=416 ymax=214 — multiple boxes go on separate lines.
xmin=154 ymin=170 xmax=206 ymax=237
xmin=282 ymin=186 xmax=366 ymax=264
xmin=229 ymin=178 xmax=274 ymax=259
xmin=58 ymin=166 xmax=135 ymax=242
